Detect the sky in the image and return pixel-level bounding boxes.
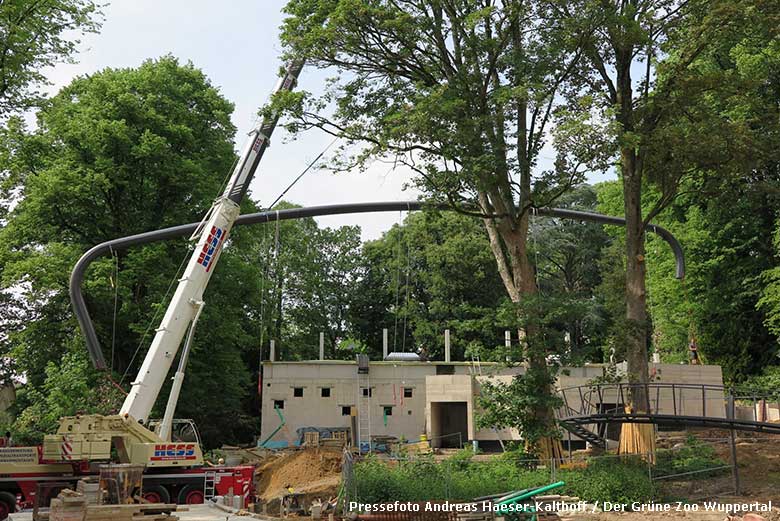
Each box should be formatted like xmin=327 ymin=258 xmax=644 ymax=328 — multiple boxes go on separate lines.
xmin=38 ymin=1 xmax=610 ymax=240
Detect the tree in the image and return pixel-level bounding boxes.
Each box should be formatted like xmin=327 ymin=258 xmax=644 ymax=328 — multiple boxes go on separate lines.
xmin=350 ymin=210 xmax=507 ymax=360
xmin=547 ymin=0 xmax=775 ymax=446
xmin=0 ymin=56 xmax=264 ymax=446
xmin=530 ymin=185 xmax=612 ymax=363
xmin=0 ymin=0 xmax=102 ymax=117
xmin=250 ymin=201 xmax=364 ymax=362
xmin=277 ymin=0 xmax=608 ymax=456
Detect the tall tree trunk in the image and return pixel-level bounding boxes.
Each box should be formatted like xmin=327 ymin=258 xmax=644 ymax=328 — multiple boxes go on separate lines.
xmin=482 ymin=207 xmax=562 ymax=459
xmin=616 ymin=49 xmax=655 ymax=460
xmin=623 ymin=163 xmax=650 ymax=414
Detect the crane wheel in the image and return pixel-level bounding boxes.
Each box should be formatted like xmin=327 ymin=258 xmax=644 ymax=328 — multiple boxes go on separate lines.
xmin=0 ymin=491 xmax=16 ymax=520
xmin=178 ymin=485 xmax=204 ymax=504
xmin=141 ymin=485 xmax=170 ymax=504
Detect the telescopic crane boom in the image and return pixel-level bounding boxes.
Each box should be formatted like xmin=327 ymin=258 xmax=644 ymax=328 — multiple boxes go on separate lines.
xmin=119 ymin=61 xmax=303 ymax=431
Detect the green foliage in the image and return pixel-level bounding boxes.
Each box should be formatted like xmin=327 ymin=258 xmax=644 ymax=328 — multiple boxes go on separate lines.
xmin=565 ymin=458 xmax=655 ymax=504
xmin=0 ymin=0 xmax=102 ymax=116
xmin=0 ymin=56 xmax=252 ymax=447
xmin=12 ymin=348 xmax=124 ymax=444
xmin=740 ymin=367 xmax=780 ymax=397
xmin=352 ymin=452 xmax=654 ymax=504
xmin=595 ymin=172 xmax=780 ymax=382
xmin=349 ymin=210 xmax=506 ymax=360
xmin=530 ymin=185 xmax=613 ymax=363
xmin=655 ymin=436 xmax=728 ymax=480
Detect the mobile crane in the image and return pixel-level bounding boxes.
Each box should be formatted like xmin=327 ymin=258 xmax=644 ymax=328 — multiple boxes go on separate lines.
xmin=0 ymin=60 xmax=304 ymax=518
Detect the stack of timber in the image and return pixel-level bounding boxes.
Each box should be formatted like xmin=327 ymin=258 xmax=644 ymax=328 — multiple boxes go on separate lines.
xmin=82 ymin=502 xmax=181 ymax=521
xmin=618 ymin=421 xmax=656 ymax=464
xmin=49 ymin=490 xmax=88 ymax=521
xmin=76 ymin=479 xmax=101 ymax=505
xmin=49 ymin=489 xmax=181 ymax=521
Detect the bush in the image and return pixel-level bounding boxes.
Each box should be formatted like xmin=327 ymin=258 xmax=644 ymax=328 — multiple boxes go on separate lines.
xmin=560 ymin=457 xmax=655 ymax=504
xmin=352 ymin=452 xmax=655 ymax=504
xmin=654 ymin=435 xmax=728 ymax=479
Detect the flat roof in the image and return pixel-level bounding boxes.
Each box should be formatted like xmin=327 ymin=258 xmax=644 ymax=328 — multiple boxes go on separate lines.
xmin=261 ymin=359 xmax=619 ymax=368
xmin=261 ymin=359 xmax=486 ymax=366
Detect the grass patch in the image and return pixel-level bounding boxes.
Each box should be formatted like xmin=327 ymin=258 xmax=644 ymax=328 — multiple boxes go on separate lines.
xmin=352 ymin=449 xmax=655 ymax=504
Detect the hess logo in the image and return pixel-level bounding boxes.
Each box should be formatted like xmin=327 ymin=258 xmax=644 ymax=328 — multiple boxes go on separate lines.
xmin=151 ymin=443 xmax=196 ymax=460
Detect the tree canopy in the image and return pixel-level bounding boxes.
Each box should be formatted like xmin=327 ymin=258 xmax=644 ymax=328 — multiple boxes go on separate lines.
xmin=0 ymin=0 xmax=102 ymax=117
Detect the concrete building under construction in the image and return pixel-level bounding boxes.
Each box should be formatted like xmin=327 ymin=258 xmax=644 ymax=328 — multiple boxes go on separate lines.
xmin=257 ymin=346 xmax=726 ymax=450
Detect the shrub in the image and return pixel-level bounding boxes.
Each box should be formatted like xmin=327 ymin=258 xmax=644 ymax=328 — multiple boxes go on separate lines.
xmin=654 ymin=435 xmax=728 ymax=479
xmin=560 ymin=457 xmax=655 ymax=504
xmin=352 ymin=452 xmax=656 ymax=504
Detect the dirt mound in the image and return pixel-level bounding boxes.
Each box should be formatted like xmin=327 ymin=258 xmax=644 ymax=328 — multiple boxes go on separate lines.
xmin=256 ymin=447 xmax=342 ymax=501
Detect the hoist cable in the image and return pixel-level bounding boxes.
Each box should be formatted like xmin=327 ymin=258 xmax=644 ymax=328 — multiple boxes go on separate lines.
xmin=392 ymin=211 xmax=403 ymax=352
xmin=120 ymin=248 xmax=191 ymax=385
xmin=109 ymin=245 xmax=119 ymax=373
xmin=266 ymin=137 xmax=339 ymax=210
xmin=401 ymin=206 xmax=412 ymax=352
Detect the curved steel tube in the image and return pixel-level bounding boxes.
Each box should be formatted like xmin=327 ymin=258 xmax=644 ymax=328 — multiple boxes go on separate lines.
xmin=71 ymin=201 xmax=685 ymax=369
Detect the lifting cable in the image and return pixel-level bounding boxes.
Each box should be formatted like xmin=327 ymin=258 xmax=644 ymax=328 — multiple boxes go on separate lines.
xmin=401 ymin=205 xmax=412 ymax=352
xmin=105 ymin=245 xmax=128 ymax=397
xmin=119 ymin=248 xmax=192 ymax=386
xmin=392 ymin=211 xmax=403 ymax=352
xmin=266 ymin=137 xmax=338 ymax=210
xmin=109 ymin=245 xmax=119 ymax=373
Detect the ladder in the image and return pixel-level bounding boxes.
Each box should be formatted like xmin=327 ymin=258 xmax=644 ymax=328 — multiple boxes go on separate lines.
xmin=470 ymin=354 xmax=482 ymax=375
xmin=356 ymin=354 xmax=371 ymax=453
xmin=204 ymin=470 xmax=217 ymax=500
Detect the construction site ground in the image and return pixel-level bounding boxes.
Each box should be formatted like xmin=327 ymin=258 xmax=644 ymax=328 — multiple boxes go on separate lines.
xmin=244 ymin=431 xmax=780 ymax=517
xmin=10 ymin=433 xmax=777 ymax=521
xmin=9 ymin=504 xmax=252 ymax=521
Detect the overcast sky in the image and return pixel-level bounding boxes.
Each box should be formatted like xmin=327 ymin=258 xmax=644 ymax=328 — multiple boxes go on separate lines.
xmin=38 ymin=1 xmax=605 ymax=240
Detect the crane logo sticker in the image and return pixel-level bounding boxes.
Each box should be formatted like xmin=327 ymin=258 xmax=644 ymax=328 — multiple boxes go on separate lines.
xmin=151 ymin=444 xmax=197 ymax=461
xmin=198 ymin=226 xmax=224 ymax=272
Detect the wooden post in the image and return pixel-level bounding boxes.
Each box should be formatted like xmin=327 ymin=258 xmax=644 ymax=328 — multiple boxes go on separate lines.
xmin=727 ymin=393 xmax=741 ymax=495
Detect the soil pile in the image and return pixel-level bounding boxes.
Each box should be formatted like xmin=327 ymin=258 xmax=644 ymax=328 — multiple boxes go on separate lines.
xmin=256 ymin=447 xmax=342 ymax=501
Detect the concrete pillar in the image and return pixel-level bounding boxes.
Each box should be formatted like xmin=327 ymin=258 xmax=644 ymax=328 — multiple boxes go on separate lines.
xmin=269 ymin=340 xmax=275 ymax=362
xmin=382 ymin=328 xmax=388 ymax=360
xmin=444 ymin=329 xmax=451 ymax=362
xmin=504 ymin=330 xmax=511 ymax=348
xmin=319 ymin=332 xmax=325 ymax=360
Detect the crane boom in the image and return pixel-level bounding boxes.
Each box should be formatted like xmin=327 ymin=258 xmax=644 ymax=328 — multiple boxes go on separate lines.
xmin=118 ymin=60 xmax=304 ymax=425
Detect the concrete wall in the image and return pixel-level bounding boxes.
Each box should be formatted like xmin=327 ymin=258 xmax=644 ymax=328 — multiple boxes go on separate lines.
xmin=259 ymin=360 xmax=726 ymax=447
xmin=259 ymin=361 xmax=475 ymax=445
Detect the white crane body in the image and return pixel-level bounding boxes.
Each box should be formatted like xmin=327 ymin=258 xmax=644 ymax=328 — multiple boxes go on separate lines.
xmin=38 ymin=61 xmax=304 ymax=467
xmin=120 ymin=61 xmax=304 ymax=427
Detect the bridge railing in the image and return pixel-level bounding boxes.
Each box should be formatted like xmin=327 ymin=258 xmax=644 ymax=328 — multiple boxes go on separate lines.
xmin=556 ymin=382 xmax=780 ymax=423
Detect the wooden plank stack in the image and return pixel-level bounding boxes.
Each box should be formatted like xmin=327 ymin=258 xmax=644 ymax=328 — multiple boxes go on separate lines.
xmin=82 ymin=502 xmax=180 ymax=521
xmin=49 ymin=489 xmax=180 ymax=521
xmin=76 ymin=479 xmax=101 ymax=505
xmin=50 ymin=490 xmax=88 ymax=521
